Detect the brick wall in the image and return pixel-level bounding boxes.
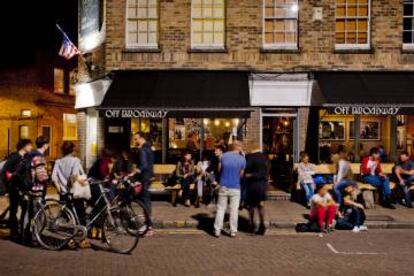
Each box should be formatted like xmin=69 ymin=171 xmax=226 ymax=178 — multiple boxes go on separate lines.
xmin=100 ymin=0 xmax=412 ymax=72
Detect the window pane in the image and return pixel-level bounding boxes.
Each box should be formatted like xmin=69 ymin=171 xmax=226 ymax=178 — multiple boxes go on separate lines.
xmin=214 ymin=20 xmax=224 ymax=31
xmin=275 ymin=20 xmax=284 ymax=31
xmin=137 ymin=7 xmax=147 ymax=17
xmin=404 ymin=3 xmax=414 ymax=16
xmin=148 ymin=7 xmax=157 ymax=18
xmin=128 ymin=32 xmax=138 ymax=44
xmin=275 ymin=32 xmax=284 ymax=43
xmin=265 ymin=7 xmax=274 ymax=17
xmin=214 ymin=33 xmax=224 ymax=44
xmin=204 ymin=32 xmax=214 ymax=44
xmin=193 ymin=21 xmax=202 ymax=31
xmin=404 ymin=18 xmax=413 ymax=31
xmin=285 ymin=32 xmax=296 ymax=43
xmin=204 ymin=21 xmax=214 ymax=31
xmin=193 ymin=7 xmax=202 ymax=17
xmin=336 ymin=32 xmax=345 ymax=43
xmin=214 ymin=7 xmax=224 ymax=18
xmin=347 ymin=6 xmax=357 ymax=16
xmin=137 ymin=0 xmax=146 ymax=6
xmin=346 ymin=32 xmax=356 ymax=43
xmin=193 ymin=33 xmax=202 ymax=44
xmin=148 ymin=20 xmax=157 ymax=32
xmin=348 ymin=0 xmax=356 ymax=4
xmin=148 ymin=32 xmax=157 ymax=44
xmin=275 ymin=7 xmax=284 ymax=17
xmin=265 ymin=32 xmax=274 ymax=44
xmin=203 ymin=6 xmax=213 ymax=17
xmin=403 ymin=31 xmax=413 ymax=43
xmin=265 ymin=20 xmax=273 ymax=32
xmin=357 ymin=32 xmax=368 ymax=43
xmin=138 ymin=33 xmax=147 ymax=44
xmin=128 ymin=21 xmax=138 ymax=32
xmin=128 ymin=7 xmax=137 ymax=18
xmin=285 ymin=20 xmax=296 ymax=32
xmin=346 ymin=20 xmax=356 ymax=31
xmin=336 ymin=6 xmax=346 ymax=17
xmin=336 ymin=20 xmax=345 ymax=32
xmin=357 ymin=19 xmax=367 ymax=31
xmin=138 ymin=21 xmax=148 ymax=31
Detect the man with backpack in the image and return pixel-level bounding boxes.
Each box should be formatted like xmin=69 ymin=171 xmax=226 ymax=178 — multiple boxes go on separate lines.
xmin=2 ymin=139 xmax=33 ymax=241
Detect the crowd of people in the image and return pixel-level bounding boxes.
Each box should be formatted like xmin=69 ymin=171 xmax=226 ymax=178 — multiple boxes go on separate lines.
xmin=297 ymin=146 xmax=414 ymax=233
xmin=1 ymin=133 xmax=414 ymax=246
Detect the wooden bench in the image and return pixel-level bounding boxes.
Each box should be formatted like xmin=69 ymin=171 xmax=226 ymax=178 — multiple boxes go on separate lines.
xmin=293 ymin=162 xmax=406 ymax=208
xmin=151 ymin=164 xmax=196 ymax=206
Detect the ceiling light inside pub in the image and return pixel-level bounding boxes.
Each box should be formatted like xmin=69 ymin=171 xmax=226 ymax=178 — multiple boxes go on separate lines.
xmin=214 ymin=119 xmax=220 ymax=126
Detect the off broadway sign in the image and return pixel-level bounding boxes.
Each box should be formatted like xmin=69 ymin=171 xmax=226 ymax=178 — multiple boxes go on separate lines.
xmin=330 ymin=106 xmax=400 ymax=115
xmin=104 ymin=109 xmax=168 ymax=118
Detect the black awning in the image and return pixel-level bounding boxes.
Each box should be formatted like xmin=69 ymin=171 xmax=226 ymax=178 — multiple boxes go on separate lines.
xmin=99 ymin=70 xmax=252 ymax=118
xmin=315 ymin=72 xmax=414 ymax=106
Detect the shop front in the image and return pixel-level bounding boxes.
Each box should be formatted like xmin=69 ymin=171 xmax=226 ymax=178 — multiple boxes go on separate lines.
xmin=314 ymin=72 xmax=414 ymax=163
xmin=96 ymin=70 xmax=253 ymax=164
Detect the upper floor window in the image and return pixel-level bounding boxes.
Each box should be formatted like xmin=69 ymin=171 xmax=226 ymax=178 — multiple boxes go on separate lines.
xmin=403 ymin=0 xmax=414 ymax=49
xmin=335 ymin=0 xmax=370 ymax=49
xmin=191 ymin=0 xmax=225 ymax=49
xmin=54 ymin=68 xmax=65 ymax=94
xmin=263 ymin=0 xmax=299 ymax=49
xmin=126 ymin=0 xmax=159 ymax=49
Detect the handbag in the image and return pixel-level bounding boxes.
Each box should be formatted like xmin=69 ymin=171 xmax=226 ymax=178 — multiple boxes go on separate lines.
xmin=70 ymin=174 xmax=91 ymax=200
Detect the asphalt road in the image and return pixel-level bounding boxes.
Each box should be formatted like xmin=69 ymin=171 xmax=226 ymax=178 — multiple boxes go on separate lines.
xmin=0 ymin=229 xmax=413 ymax=276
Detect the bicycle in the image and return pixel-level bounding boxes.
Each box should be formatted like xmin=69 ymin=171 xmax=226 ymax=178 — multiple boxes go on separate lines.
xmin=32 ymin=180 xmax=140 ymax=254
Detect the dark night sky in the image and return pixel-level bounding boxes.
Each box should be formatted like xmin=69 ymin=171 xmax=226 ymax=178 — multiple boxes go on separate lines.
xmin=0 ymin=0 xmax=78 ymax=69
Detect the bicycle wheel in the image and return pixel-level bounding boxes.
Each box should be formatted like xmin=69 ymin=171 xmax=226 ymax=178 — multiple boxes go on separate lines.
xmin=32 ymin=199 xmax=77 ymax=251
xmin=121 ymin=200 xmax=150 ymax=236
xmin=102 ymin=207 xmax=139 ymax=254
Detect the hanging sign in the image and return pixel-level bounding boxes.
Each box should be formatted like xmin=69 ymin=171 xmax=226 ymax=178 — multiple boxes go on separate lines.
xmin=102 ymin=109 xmax=168 ymax=119
xmin=328 ymin=106 xmax=400 ymax=116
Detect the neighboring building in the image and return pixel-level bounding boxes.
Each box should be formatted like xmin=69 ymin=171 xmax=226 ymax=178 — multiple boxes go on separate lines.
xmin=77 ymin=0 xmax=414 ymax=188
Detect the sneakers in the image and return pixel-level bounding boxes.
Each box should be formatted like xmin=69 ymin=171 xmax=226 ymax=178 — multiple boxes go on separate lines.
xmin=230 ymin=232 xmax=236 ymax=238
xmin=359 ymin=225 xmax=368 ymax=231
xmin=214 ymin=231 xmax=221 ymax=238
xmin=352 ymin=226 xmax=360 ymax=233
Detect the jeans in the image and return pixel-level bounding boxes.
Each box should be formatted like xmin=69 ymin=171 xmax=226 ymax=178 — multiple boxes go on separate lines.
xmin=8 ymin=184 xmax=20 ymax=239
xmin=400 ymin=175 xmax=414 ymax=206
xmin=214 ymin=187 xmax=241 ymax=234
xmin=362 ymin=175 xmax=391 ymax=201
xmin=300 ymin=181 xmax=314 ymax=204
xmin=334 ymin=179 xmax=355 ymax=206
xmin=139 ymin=181 xmax=153 ymax=227
xmin=346 ymin=207 xmax=366 ymax=227
xmin=180 ymin=176 xmax=193 ymax=201
xmin=310 ymin=205 xmax=337 ymax=229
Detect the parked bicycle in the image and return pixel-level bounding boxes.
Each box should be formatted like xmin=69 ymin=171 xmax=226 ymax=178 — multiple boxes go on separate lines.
xmin=32 ymin=179 xmax=142 ymax=254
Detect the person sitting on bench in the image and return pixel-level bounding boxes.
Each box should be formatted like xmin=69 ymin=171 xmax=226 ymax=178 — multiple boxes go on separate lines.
xmin=394 ymin=151 xmax=414 ymax=208
xmin=361 ymin=147 xmax=395 ymax=209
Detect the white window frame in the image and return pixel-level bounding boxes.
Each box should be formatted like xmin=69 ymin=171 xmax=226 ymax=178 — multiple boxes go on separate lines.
xmin=403 ymin=0 xmax=414 ymax=50
xmin=125 ymin=0 xmax=159 ymax=49
xmin=262 ymin=0 xmax=299 ymax=50
xmin=335 ymin=0 xmax=371 ymax=50
xmin=190 ymin=0 xmax=226 ymax=50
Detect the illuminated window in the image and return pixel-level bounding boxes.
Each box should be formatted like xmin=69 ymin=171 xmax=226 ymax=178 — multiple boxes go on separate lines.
xmin=191 ymin=0 xmax=225 ymax=49
xmin=54 ymin=68 xmax=65 ymax=94
xmin=63 ymin=114 xmax=78 ymax=141
xmin=19 ymin=125 xmax=29 ymax=139
xmin=263 ymin=0 xmax=299 ymax=49
xmin=335 ymin=0 xmax=370 ymax=49
xmin=126 ymin=0 xmax=159 ymax=48
xmin=403 ymin=0 xmax=414 ymax=47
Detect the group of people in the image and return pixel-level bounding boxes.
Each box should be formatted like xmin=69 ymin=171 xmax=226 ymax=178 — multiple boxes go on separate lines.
xmin=1 ymin=132 xmax=155 ymax=246
xmin=298 ymin=146 xmax=414 ymax=233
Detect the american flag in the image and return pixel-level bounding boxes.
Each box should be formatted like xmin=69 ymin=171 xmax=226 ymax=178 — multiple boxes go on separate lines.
xmin=56 ymin=24 xmax=80 ymax=60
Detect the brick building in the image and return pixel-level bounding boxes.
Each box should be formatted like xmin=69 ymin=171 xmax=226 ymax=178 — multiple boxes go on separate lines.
xmin=77 ymin=0 xmax=414 ymax=187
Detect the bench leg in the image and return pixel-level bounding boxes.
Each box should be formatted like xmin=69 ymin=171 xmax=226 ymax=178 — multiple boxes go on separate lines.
xmin=171 ymin=190 xmax=178 ymax=207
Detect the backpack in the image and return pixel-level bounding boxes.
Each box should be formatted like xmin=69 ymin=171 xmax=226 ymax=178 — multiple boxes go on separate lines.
xmin=295 ymin=221 xmax=320 ymax=233
xmin=31 ymin=155 xmax=48 ymax=191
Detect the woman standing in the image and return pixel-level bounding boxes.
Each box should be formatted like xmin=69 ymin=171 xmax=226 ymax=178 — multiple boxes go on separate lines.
xmin=298 ymin=152 xmax=316 ymax=208
xmin=51 ymin=141 xmax=89 ymax=248
xmin=245 ymin=145 xmax=269 ymax=235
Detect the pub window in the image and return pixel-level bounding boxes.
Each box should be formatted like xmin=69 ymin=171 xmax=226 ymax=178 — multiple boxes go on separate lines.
xmin=263 ymin=0 xmax=299 ymax=49
xmin=335 ymin=0 xmax=370 ymax=49
xmin=191 ymin=0 xmax=225 ymax=49
xmin=19 ymin=125 xmax=29 ymax=140
xmin=403 ymin=0 xmax=414 ymax=48
xmin=126 ymin=0 xmax=159 ymax=48
xmin=53 ymin=68 xmax=65 ymax=94
xmin=63 ymin=113 xmax=78 ymax=141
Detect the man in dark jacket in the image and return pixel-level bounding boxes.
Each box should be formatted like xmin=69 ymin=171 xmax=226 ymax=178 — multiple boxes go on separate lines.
xmin=133 ymin=132 xmax=154 ymax=235
xmin=2 ymin=139 xmax=33 ymax=241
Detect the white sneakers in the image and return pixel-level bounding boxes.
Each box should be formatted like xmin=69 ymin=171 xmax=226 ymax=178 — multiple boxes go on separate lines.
xmin=352 ymin=225 xmax=368 ymax=233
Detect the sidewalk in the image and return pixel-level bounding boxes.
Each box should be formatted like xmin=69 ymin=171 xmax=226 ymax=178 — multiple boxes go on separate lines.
xmin=150 ymin=200 xmax=414 ymax=230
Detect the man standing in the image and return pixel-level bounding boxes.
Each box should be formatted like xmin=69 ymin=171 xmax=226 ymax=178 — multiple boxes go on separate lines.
xmin=2 ymin=139 xmax=33 ymax=241
xmin=133 ymin=132 xmax=154 ymax=235
xmin=394 ymin=151 xmax=414 ymax=208
xmin=214 ymin=141 xmax=246 ymax=238
xmin=361 ymin=147 xmax=395 ymax=209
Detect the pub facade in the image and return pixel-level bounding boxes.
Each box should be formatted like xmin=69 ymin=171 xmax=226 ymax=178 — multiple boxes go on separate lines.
xmin=76 ymin=0 xmax=414 ymax=189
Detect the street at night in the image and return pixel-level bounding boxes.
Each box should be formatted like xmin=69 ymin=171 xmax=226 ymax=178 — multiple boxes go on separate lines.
xmin=0 ymin=230 xmax=413 ymax=276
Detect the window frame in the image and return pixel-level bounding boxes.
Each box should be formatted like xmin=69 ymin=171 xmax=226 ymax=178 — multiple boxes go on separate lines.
xmin=125 ymin=0 xmax=160 ymax=50
xmin=190 ymin=0 xmax=226 ymax=50
xmin=403 ymin=0 xmax=414 ymax=50
xmin=53 ymin=68 xmax=65 ymax=95
xmin=335 ymin=0 xmax=371 ymax=50
xmin=262 ymin=0 xmax=299 ymax=50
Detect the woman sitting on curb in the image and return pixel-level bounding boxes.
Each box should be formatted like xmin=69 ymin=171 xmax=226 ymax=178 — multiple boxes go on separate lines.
xmin=309 ymin=184 xmax=337 ymax=233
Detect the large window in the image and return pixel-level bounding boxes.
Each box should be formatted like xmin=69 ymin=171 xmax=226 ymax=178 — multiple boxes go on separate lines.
xmin=63 ymin=114 xmax=78 ymax=141
xmin=54 ymin=68 xmax=65 ymax=94
xmin=126 ymin=0 xmax=159 ymax=48
xmin=335 ymin=0 xmax=370 ymax=49
xmin=191 ymin=0 xmax=225 ymax=49
xmin=263 ymin=0 xmax=299 ymax=49
xmin=404 ymin=0 xmax=414 ymax=48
